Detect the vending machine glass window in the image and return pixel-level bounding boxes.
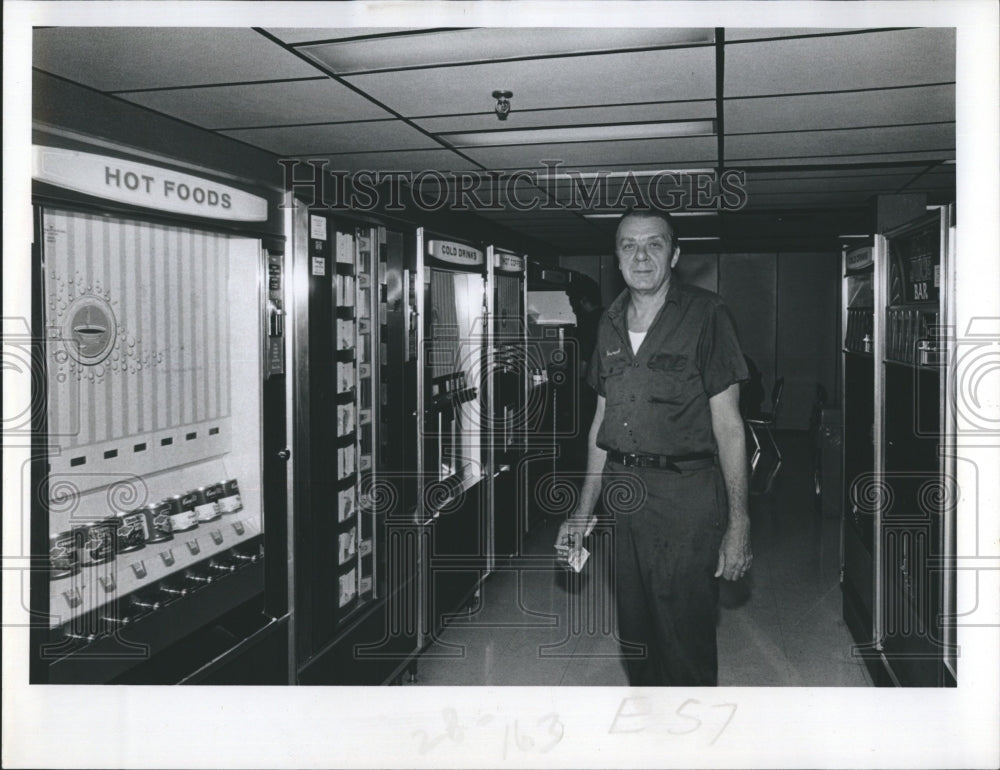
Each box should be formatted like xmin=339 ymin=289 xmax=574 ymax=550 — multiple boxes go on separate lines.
xmin=493 ymin=271 xmax=526 ymax=452
xmin=40 ymin=207 xmax=268 ymax=681
xmin=427 ymin=269 xmax=485 ymax=489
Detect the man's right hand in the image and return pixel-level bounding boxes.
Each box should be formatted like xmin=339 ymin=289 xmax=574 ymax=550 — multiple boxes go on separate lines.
xmin=555 ymin=513 xmax=595 ymax=564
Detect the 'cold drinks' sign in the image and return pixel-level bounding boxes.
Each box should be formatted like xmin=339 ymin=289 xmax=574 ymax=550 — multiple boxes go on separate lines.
xmin=427 ymin=239 xmax=484 ymax=266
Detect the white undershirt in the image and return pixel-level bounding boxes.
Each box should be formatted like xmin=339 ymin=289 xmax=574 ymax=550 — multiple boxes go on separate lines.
xmin=628 ymin=329 xmax=647 ymax=354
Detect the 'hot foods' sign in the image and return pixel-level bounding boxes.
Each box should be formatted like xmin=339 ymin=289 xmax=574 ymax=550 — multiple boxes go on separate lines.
xmin=32 ymin=146 xmax=268 ymax=222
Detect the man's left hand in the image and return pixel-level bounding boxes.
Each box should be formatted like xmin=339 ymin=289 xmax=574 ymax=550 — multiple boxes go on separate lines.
xmin=715 ymin=523 xmax=752 ymax=581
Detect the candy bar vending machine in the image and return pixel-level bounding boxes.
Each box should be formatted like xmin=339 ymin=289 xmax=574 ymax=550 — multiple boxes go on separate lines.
xmin=291 ymin=207 xmax=419 ymax=685
xmin=876 ymin=206 xmax=957 ymax=686
xmin=30 ymin=146 xmax=289 ymax=684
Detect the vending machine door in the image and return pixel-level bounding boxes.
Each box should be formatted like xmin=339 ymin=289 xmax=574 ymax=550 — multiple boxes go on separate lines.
xmin=418 ymin=234 xmax=490 ymax=640
xmin=489 ymin=248 xmax=529 ymax=559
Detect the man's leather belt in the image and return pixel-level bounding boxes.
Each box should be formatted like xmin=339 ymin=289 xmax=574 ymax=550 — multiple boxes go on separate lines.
xmin=607 ymin=451 xmax=715 ymax=472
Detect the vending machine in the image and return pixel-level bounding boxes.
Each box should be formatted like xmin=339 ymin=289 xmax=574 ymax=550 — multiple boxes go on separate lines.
xmin=415 ymin=229 xmax=490 ymax=641
xmin=486 ymin=246 xmax=529 ymax=559
xmin=290 ymin=206 xmax=419 ymax=685
xmin=877 ymin=206 xmax=956 ymax=686
xmin=840 ymin=206 xmax=957 ymax=687
xmin=524 ymin=261 xmax=579 ymax=530
xmin=30 ymin=145 xmax=289 ymax=684
xmin=841 ymin=242 xmax=877 ymax=651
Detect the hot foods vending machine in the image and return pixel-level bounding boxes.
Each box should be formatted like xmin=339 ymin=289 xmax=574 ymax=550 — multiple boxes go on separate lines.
xmin=30 ymin=145 xmax=290 ymax=684
xmin=415 ymin=230 xmax=491 ymax=642
xmin=486 ymin=246 xmax=529 ymax=559
xmin=291 ymin=206 xmax=419 ymax=685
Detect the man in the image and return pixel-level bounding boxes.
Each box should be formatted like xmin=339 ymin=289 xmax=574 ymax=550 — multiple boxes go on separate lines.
xmin=556 ymin=208 xmax=751 ymax=686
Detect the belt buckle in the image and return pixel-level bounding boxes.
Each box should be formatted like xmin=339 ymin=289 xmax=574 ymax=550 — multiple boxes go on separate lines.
xmin=622 ymin=453 xmax=638 ymax=467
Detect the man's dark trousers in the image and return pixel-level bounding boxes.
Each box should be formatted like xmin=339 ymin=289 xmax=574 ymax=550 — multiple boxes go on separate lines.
xmin=607 ymin=460 xmax=726 ymax=686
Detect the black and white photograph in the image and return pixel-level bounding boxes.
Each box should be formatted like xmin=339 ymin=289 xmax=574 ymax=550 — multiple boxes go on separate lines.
xmin=3 ymin=1 xmax=998 ymax=768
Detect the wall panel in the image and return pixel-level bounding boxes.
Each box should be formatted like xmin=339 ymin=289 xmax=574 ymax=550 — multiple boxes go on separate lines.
xmin=776 ymin=251 xmax=841 ymax=429
xmin=718 ymin=253 xmax=777 ymax=411
xmin=675 ymin=252 xmax=719 ymax=294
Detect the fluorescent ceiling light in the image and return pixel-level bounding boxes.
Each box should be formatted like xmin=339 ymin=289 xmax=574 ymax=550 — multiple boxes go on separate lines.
xmin=837 ymin=234 xmax=870 ymax=238
xmin=303 ymin=29 xmax=716 ymax=75
xmin=552 ymin=168 xmax=717 ymax=180
xmin=678 ymin=236 xmax=720 ymax=241
xmin=443 ymin=120 xmax=715 ymax=148
xmin=583 ymin=211 xmax=718 ymax=219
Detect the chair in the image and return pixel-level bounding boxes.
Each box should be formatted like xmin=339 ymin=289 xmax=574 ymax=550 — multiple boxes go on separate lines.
xmin=747 ymin=377 xmax=784 ymax=494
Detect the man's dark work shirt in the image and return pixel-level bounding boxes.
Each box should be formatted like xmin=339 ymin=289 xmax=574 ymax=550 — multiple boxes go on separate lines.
xmin=586 ymin=281 xmax=748 ymax=456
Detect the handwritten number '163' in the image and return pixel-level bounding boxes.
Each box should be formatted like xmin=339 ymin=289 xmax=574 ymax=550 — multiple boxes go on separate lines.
xmin=413 ymin=709 xmax=564 ymax=757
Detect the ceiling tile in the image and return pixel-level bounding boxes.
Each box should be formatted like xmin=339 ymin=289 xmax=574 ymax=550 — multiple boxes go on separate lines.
xmin=307 ymin=149 xmax=479 ymax=174
xmin=745 ymin=175 xmax=922 ymax=194
xmin=462 ymin=136 xmax=719 ymax=171
xmin=725 ymin=28 xmax=861 ymax=41
xmin=263 ymin=28 xmax=417 ymax=45
xmin=726 ymin=124 xmax=954 ymax=160
xmin=913 ymin=169 xmax=956 ymax=189
xmin=119 ymin=79 xmax=393 ymax=129
xmin=344 ymin=46 xmax=717 ymax=116
xmin=32 ymin=27 xmax=319 ymax=91
xmin=220 ymin=120 xmax=441 ymax=155
xmin=477 ymin=210 xmax=591 ymax=226
xmin=728 ymin=151 xmax=955 ymax=167
xmin=542 ymin=162 xmax=721 ymax=176
xmin=726 ymin=84 xmax=954 ymax=133
xmin=725 ymin=28 xmax=955 ymax=97
xmin=302 ymin=28 xmax=714 ymax=74
xmin=745 ymin=167 xmax=927 ymax=181
xmin=415 ymin=101 xmax=716 ymax=133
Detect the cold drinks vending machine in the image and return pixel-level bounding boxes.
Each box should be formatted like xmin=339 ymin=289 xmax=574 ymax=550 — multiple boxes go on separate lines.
xmin=416 ymin=230 xmax=490 ymax=641
xmin=30 ymin=145 xmax=289 ymax=684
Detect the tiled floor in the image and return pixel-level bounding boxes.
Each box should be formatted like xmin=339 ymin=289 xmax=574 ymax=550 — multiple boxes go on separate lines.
xmin=409 ymin=432 xmax=871 ymax=687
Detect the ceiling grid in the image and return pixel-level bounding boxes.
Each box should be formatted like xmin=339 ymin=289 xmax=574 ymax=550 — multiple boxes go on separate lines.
xmin=32 ymin=26 xmax=956 ymax=254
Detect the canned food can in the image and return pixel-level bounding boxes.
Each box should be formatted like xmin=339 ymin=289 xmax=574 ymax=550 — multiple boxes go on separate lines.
xmin=190 ymin=486 xmax=221 ymax=522
xmin=217 ymin=478 xmax=243 ymax=514
xmin=167 ymin=494 xmax=198 ymax=533
xmin=113 ymin=510 xmax=147 ymax=553
xmin=139 ymin=501 xmax=174 ymax=543
xmin=50 ymin=530 xmax=81 ymax=579
xmin=204 ymin=482 xmax=224 ymax=508
xmin=79 ymin=520 xmax=116 ymax=565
